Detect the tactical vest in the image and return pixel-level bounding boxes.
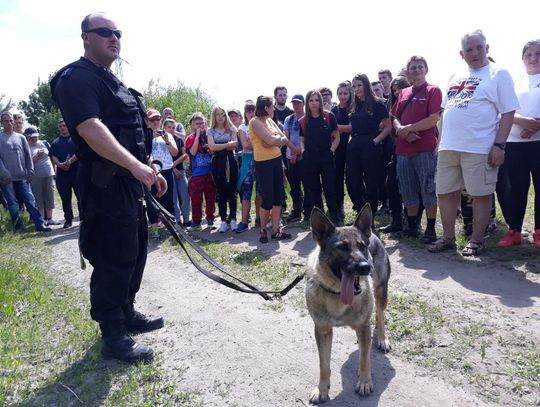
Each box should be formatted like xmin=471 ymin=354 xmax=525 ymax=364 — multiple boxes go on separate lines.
xmin=52 ymin=58 xmax=151 ymax=166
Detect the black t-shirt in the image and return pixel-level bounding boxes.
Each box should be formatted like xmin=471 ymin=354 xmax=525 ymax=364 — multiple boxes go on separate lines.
xmin=172 ymin=136 xmax=185 ymax=171
xmin=49 ymin=135 xmax=78 ymax=174
xmin=273 ymin=106 xmax=293 ymax=126
xmin=350 ymin=100 xmax=388 ymax=137
xmin=299 ymin=112 xmax=338 ymax=151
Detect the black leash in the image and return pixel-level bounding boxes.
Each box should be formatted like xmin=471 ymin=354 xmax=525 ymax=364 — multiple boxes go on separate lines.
xmin=145 ymin=191 xmax=304 ymax=301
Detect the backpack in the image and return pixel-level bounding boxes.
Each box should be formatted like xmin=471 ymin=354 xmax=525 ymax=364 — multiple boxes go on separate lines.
xmin=298 ymin=111 xmax=331 ymax=134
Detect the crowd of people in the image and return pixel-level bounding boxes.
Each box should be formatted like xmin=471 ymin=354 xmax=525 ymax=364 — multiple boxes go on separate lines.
xmin=1 ymin=32 xmax=539 ymax=254
xmin=2 ymin=11 xmax=538 ymax=364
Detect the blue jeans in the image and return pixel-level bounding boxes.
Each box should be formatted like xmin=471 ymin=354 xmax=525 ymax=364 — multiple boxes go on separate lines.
xmin=173 ymin=170 xmax=191 ymax=223
xmin=0 ymin=180 xmax=45 ymax=230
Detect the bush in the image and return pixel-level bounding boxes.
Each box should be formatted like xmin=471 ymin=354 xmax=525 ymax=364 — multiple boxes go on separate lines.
xmin=142 ymin=80 xmax=215 ymax=130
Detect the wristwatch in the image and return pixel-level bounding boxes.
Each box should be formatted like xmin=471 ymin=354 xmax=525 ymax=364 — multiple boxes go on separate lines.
xmin=493 ymin=142 xmax=506 ymax=151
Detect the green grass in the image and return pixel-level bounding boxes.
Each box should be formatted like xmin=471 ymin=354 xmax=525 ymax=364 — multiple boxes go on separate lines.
xmin=0 ymin=212 xmax=202 ymax=406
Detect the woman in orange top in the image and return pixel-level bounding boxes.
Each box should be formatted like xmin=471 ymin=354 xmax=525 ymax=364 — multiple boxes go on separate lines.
xmin=250 ymin=95 xmax=295 ymax=243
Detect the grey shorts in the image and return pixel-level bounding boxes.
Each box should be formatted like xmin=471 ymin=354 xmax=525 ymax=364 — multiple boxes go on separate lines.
xmin=30 ymin=175 xmax=55 ymax=210
xmin=396 ymin=152 xmax=437 ymax=208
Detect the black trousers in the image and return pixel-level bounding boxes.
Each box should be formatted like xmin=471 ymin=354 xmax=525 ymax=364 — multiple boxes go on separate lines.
xmin=378 ymin=137 xmax=394 ymax=207
xmin=78 ymin=168 xmax=148 ymax=323
xmin=212 ymin=152 xmax=238 ymax=221
xmin=302 ymin=150 xmax=337 ymax=215
xmin=287 ymin=158 xmax=310 ymax=217
xmin=497 ymin=140 xmax=540 ymax=231
xmin=56 ymin=170 xmax=79 ymax=221
xmin=334 ymin=134 xmax=349 ymax=211
xmin=147 ymin=168 xmax=174 ymax=224
xmin=346 ymin=137 xmax=382 ymax=213
xmin=386 ymin=152 xmax=403 ymax=214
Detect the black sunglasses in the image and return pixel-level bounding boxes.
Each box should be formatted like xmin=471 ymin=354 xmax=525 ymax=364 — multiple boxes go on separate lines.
xmin=85 ymin=27 xmax=122 ymax=39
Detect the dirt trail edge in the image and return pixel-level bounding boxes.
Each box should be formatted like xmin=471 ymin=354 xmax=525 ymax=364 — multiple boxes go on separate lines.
xmin=48 ymin=224 xmax=538 ymax=407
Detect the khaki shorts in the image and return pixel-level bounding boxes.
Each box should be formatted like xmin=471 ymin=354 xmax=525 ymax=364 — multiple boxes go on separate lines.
xmin=30 ymin=175 xmax=55 ymax=210
xmin=436 ymin=150 xmax=498 ymax=196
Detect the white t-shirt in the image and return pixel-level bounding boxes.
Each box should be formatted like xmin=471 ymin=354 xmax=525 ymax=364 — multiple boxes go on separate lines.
xmin=151 ymin=135 xmax=174 ymax=170
xmin=440 ymin=64 xmax=519 ymax=154
xmin=507 ymin=73 xmax=540 ymax=143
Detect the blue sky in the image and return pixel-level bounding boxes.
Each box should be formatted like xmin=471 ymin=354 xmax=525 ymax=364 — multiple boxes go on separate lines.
xmin=1 ymin=0 xmax=538 ymax=116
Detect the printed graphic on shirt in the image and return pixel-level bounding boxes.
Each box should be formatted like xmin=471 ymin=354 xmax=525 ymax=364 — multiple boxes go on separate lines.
xmin=446 ymin=77 xmax=482 ymax=109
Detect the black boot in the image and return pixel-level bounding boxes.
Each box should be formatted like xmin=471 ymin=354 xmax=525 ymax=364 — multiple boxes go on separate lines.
xmin=379 ymin=212 xmax=403 ymax=233
xmin=125 ymin=305 xmax=164 ymax=334
xmin=100 ymin=320 xmax=154 ymax=363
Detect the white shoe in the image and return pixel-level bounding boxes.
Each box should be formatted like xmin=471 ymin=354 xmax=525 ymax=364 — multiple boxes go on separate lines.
xmin=230 ymin=220 xmax=238 ymax=231
xmin=219 ymin=222 xmax=228 ymax=233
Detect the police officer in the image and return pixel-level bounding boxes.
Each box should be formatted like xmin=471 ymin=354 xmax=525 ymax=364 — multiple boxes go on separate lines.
xmin=51 ymin=12 xmax=167 ymax=363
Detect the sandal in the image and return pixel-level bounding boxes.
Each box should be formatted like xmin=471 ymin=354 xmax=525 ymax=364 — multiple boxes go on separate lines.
xmin=427 ymin=236 xmax=456 ymax=253
xmin=462 ymin=239 xmax=484 ymax=256
xmin=271 ymin=228 xmax=292 ymax=240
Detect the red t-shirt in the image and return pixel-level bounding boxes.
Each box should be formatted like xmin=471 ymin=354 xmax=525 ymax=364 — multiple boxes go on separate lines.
xmin=391 ymin=83 xmax=442 ymax=156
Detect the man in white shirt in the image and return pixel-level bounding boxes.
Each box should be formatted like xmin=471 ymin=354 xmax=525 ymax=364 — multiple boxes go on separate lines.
xmin=429 ymin=30 xmax=519 ymax=256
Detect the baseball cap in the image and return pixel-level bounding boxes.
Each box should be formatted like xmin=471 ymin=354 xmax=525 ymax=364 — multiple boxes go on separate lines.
xmin=291 ymin=94 xmax=304 ymax=103
xmin=146 ymin=109 xmax=161 ymax=119
xmin=23 ymin=126 xmax=39 ymax=137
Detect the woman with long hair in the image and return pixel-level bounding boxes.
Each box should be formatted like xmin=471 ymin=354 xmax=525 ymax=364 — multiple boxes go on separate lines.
xmin=497 ymin=39 xmax=540 ymax=248
xmin=250 ymin=96 xmax=295 ymax=243
xmin=331 ymin=81 xmax=354 ymax=222
xmin=346 ymin=74 xmax=392 ymax=216
xmin=300 ymin=89 xmax=340 ymax=223
xmin=235 ymin=101 xmax=260 ymax=233
xmin=207 ymin=106 xmax=239 ymax=233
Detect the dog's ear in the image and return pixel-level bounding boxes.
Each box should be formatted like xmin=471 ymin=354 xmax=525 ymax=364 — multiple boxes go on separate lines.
xmin=310 ymin=207 xmax=335 ymax=246
xmin=354 ymin=204 xmax=372 ymax=238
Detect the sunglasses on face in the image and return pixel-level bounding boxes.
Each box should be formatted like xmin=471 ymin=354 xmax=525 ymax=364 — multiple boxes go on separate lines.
xmin=215 ymin=112 xmax=226 ymax=117
xmin=85 ymin=27 xmax=122 ymax=39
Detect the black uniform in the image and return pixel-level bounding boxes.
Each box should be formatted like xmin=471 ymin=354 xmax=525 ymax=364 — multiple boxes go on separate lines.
xmin=51 ymin=57 xmax=151 ymax=323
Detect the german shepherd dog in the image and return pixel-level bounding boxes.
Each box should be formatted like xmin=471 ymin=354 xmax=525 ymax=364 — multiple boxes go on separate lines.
xmin=305 ymin=205 xmax=391 ymax=404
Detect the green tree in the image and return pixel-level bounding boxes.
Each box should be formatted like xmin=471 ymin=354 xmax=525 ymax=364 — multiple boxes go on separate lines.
xmin=18 ymin=75 xmax=60 ymax=142
xmin=142 ymin=80 xmax=215 ymax=130
xmin=0 ymin=94 xmax=15 ymax=113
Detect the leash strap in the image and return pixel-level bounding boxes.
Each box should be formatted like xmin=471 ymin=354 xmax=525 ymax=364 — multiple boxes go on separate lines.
xmin=145 ymin=191 xmax=304 ymax=300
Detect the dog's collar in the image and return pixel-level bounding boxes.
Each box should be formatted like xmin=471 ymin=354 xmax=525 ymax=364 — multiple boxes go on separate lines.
xmin=315 ymin=279 xmax=362 ymax=296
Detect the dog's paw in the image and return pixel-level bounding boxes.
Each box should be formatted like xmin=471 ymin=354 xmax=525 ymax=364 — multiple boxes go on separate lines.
xmin=355 ymin=378 xmax=373 ymax=396
xmin=309 ymin=387 xmax=329 ymax=404
xmin=377 ymin=337 xmax=391 ymax=353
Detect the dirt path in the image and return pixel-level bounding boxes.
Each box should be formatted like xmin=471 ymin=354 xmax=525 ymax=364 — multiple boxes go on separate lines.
xmin=46 ymin=221 xmax=539 ymax=406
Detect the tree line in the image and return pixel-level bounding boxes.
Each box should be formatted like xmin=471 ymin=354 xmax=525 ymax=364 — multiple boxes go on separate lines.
xmin=2 ymin=74 xmax=215 ymax=142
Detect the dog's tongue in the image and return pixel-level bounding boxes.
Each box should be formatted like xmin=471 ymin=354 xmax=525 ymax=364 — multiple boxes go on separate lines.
xmin=340 ymin=273 xmax=355 ymax=305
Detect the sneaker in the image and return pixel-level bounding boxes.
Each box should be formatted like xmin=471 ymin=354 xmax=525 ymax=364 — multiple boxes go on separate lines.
xmin=63 ymin=220 xmax=72 ymax=229
xmin=259 ymin=229 xmax=268 ymax=243
xmin=230 ymin=220 xmax=238 ymax=232
xmin=254 ymin=218 xmax=261 ymax=228
xmin=189 ymin=222 xmax=201 ymax=231
xmin=45 ymin=218 xmax=62 ymax=226
xmin=206 ymin=219 xmax=216 ymax=230
xmin=271 ymin=228 xmax=292 ymax=240
xmin=401 ymin=229 xmax=419 ymax=239
xmin=533 ymin=229 xmax=540 ymax=249
xmin=497 ymin=229 xmax=522 ymax=247
xmin=235 ymin=222 xmax=249 ymax=233
xmin=286 ymin=212 xmax=301 ymax=223
xmin=36 ymin=225 xmax=52 ymax=232
xmin=182 ymin=221 xmax=192 ymax=228
xmin=219 ymin=221 xmax=228 ymax=233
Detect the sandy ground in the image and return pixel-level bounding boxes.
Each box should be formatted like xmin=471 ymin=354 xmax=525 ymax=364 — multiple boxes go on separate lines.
xmin=45 ymin=218 xmax=540 ymax=407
